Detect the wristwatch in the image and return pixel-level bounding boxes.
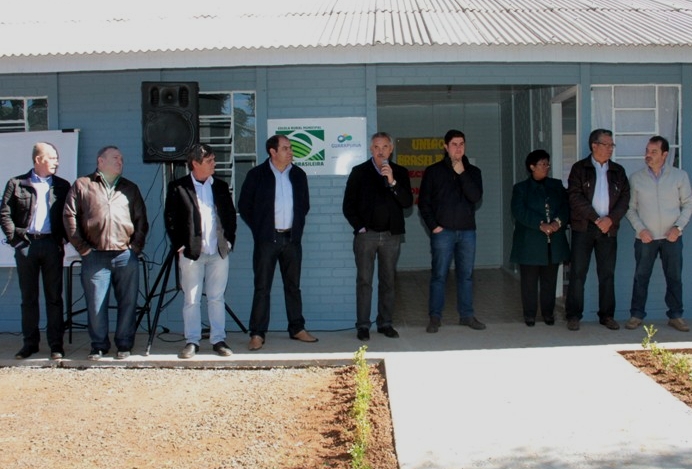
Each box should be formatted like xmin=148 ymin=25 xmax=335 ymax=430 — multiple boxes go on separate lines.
xmin=388 ymin=180 xmax=397 ymax=188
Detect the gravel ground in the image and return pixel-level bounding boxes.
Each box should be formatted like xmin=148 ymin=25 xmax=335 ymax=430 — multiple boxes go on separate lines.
xmin=0 ymin=365 xmax=397 ymax=469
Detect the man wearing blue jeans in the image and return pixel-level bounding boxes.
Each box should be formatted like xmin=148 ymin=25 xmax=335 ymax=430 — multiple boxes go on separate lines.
xmin=343 ymin=132 xmax=413 ymax=341
xmin=625 ymin=136 xmax=692 ymax=332
xmin=63 ymin=146 xmax=148 ymax=360
xmin=419 ymin=129 xmax=485 ymax=333
xmin=165 ymin=144 xmax=237 ymax=358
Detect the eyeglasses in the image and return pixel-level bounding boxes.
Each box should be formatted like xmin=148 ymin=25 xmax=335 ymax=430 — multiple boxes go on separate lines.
xmin=596 ymin=142 xmax=616 ymax=149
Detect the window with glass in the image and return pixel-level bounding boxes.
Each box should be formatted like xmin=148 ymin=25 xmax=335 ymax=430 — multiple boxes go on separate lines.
xmin=198 ymin=91 xmax=256 ymax=199
xmin=592 ymin=85 xmax=681 ymax=174
xmin=0 ymin=97 xmax=48 ymax=133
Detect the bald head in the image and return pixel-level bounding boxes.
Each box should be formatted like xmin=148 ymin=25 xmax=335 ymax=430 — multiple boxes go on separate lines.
xmin=32 ymin=142 xmax=59 ymax=178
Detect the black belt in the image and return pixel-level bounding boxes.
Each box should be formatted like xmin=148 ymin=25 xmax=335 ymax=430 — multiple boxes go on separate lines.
xmin=26 ymin=233 xmax=51 ymax=240
xmin=275 ymin=229 xmax=291 ymax=235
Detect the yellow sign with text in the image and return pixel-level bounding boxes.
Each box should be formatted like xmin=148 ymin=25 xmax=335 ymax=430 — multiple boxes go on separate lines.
xmin=395 ymin=138 xmax=445 ymax=205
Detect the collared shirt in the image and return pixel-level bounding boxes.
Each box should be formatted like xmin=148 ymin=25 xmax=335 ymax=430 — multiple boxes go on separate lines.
xmin=28 ymin=170 xmax=52 ymax=234
xmin=592 ymin=157 xmax=610 ymax=217
xmin=647 ymin=166 xmax=663 ymax=182
xmin=191 ymin=174 xmax=218 ymax=255
xmin=269 ymin=160 xmax=294 ymax=230
xmin=98 ymin=171 xmax=121 ymax=197
xmin=372 ymin=157 xmax=383 ymax=175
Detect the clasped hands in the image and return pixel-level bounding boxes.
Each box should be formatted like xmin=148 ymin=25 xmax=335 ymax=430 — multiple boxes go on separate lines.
xmin=594 ymin=216 xmax=613 ymax=234
xmin=539 ymin=221 xmax=560 ymax=235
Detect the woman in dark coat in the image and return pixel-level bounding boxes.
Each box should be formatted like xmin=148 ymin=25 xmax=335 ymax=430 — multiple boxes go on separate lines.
xmin=510 ymin=150 xmax=570 ymax=326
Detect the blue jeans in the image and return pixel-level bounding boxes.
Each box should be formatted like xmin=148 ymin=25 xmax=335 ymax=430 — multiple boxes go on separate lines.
xmin=565 ymin=226 xmax=617 ymax=320
xmin=80 ymin=249 xmax=139 ymax=352
xmin=429 ymin=229 xmax=476 ymax=319
xmin=353 ymin=231 xmax=401 ymax=329
xmin=630 ymin=238 xmax=683 ymax=319
xmin=14 ymin=237 xmax=64 ymax=350
xmin=178 ymin=251 xmax=229 ymax=345
xmin=249 ymin=233 xmax=305 ymax=338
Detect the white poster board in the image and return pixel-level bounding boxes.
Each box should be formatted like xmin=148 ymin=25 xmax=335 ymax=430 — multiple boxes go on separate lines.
xmin=267 ymin=117 xmax=367 ymax=175
xmin=0 ymin=130 xmax=80 ymax=266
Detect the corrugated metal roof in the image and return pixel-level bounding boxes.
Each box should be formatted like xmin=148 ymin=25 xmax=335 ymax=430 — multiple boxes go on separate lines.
xmin=1 ymin=0 xmax=692 ymax=60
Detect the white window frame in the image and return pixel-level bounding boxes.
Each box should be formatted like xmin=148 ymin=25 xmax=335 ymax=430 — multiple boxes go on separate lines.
xmin=0 ymin=96 xmax=48 ymax=133
xmin=591 ymin=84 xmax=682 ymax=172
xmin=198 ymin=90 xmax=256 ymax=199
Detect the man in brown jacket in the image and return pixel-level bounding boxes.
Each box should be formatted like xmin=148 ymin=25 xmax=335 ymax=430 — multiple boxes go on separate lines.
xmin=63 ymin=146 xmax=148 ymax=360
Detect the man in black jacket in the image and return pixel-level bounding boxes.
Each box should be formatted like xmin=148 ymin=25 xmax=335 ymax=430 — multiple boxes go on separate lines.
xmin=0 ymin=142 xmax=70 ymax=359
xmin=419 ymin=129 xmax=485 ymax=333
xmin=343 ymin=132 xmax=413 ymax=341
xmin=238 ymin=135 xmax=318 ymax=351
xmin=165 ymin=144 xmax=237 ymax=358
xmin=565 ymin=129 xmax=630 ymax=331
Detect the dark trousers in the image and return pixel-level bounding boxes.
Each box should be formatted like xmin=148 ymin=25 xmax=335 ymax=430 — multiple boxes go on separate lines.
xmin=565 ymin=225 xmax=617 ymax=320
xmin=15 ymin=237 xmax=65 ymax=350
xmin=353 ymin=231 xmax=401 ymax=330
xmin=519 ymin=263 xmax=560 ymax=321
xmin=249 ymin=233 xmax=305 ymax=338
xmin=630 ymin=238 xmax=683 ymax=319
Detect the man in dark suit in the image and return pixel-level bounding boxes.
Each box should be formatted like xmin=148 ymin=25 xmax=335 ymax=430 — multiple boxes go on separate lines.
xmin=164 ymin=144 xmax=237 ymax=358
xmin=343 ymin=132 xmax=413 ymax=341
xmin=1 ymin=142 xmax=70 ymax=360
xmin=238 ymin=134 xmax=317 ymax=351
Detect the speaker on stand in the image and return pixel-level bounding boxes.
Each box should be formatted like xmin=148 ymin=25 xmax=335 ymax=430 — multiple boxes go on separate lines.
xmin=141 ymin=81 xmax=199 ymax=163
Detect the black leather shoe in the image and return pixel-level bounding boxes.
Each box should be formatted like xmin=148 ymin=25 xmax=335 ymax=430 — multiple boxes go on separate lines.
xmin=459 ymin=316 xmax=487 ymax=330
xmin=426 ymin=316 xmax=441 ymax=333
xmin=15 ymin=345 xmax=39 ymax=359
xmin=212 ymin=341 xmax=233 ymax=356
xmin=543 ymin=317 xmax=555 ymax=326
xmin=525 ymin=319 xmax=536 ymax=327
xmin=599 ymin=317 xmax=620 ymax=330
xmin=178 ymin=343 xmax=199 ymax=359
xmin=377 ymin=326 xmax=400 ymax=338
xmin=357 ymin=328 xmax=370 ymax=341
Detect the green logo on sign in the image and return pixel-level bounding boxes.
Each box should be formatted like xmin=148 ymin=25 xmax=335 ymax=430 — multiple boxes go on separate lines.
xmin=278 ymin=129 xmax=325 ymax=162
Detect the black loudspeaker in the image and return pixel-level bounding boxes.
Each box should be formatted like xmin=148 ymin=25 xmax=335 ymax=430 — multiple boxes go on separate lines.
xmin=141 ymin=81 xmax=199 ymax=163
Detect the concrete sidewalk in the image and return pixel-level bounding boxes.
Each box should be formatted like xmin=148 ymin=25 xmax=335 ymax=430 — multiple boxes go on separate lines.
xmin=1 ymin=320 xmax=692 ymax=468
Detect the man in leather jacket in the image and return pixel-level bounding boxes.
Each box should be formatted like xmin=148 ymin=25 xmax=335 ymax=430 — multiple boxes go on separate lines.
xmin=565 ymin=129 xmax=630 ymax=331
xmin=0 ymin=142 xmax=70 ymax=360
xmin=63 ymin=145 xmax=148 ymax=359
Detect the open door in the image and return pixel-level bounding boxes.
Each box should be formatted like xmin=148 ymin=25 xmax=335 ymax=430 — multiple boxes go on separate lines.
xmin=551 ymin=86 xmax=579 ymax=298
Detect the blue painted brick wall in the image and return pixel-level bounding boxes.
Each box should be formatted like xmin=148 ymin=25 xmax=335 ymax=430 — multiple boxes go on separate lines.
xmin=2 ymin=62 xmax=691 ymax=337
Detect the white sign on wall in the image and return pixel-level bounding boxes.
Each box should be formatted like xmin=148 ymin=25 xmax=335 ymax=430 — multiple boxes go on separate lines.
xmin=0 ymin=130 xmax=80 ymax=267
xmin=267 ymin=117 xmax=367 ymax=175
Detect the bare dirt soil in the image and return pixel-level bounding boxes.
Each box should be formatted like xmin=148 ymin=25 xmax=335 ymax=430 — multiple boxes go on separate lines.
xmin=0 ymin=364 xmax=398 ymax=469
xmin=3 ymin=349 xmax=687 ymax=469
xmin=620 ymin=348 xmax=692 ymax=408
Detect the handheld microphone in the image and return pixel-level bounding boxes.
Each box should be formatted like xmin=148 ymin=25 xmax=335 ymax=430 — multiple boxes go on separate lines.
xmin=382 ymin=159 xmax=390 ymax=187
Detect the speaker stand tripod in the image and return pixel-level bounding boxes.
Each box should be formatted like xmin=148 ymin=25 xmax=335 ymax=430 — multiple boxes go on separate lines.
xmin=135 ymin=246 xmax=247 ymax=355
